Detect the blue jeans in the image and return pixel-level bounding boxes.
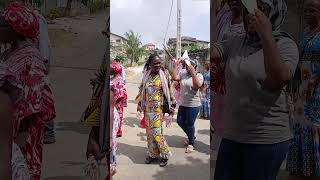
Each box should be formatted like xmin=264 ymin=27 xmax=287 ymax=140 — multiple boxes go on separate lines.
xmin=177 ymin=106 xmax=200 ymax=145
xmin=44 ymin=120 xmax=55 ymax=139
xmin=214 ymin=138 xmax=289 ymax=180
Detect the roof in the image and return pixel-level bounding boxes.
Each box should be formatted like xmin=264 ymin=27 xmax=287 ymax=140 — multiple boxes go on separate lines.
xmin=110 ymin=33 xmax=128 ymax=41
xmin=168 ymin=36 xmax=209 ymax=44
xmin=144 ymin=43 xmax=155 ymax=46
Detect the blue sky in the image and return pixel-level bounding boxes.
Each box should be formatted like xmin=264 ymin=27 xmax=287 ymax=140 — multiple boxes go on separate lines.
xmin=110 ymin=0 xmax=210 ymax=48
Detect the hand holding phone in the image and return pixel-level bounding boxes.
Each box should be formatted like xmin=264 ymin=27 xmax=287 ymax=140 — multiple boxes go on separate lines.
xmin=242 ymin=0 xmax=257 ymax=14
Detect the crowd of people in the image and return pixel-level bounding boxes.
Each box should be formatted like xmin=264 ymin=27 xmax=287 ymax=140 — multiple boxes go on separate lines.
xmin=2 ymin=0 xmax=320 ymax=179
xmin=212 ymin=0 xmax=320 ymax=179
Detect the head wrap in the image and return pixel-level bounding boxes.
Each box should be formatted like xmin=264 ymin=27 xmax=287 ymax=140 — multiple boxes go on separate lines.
xmin=243 ymin=0 xmax=290 ymax=46
xmin=111 ymin=60 xmax=122 ymax=74
xmin=3 ymin=1 xmax=39 ymax=39
xmin=261 ymin=0 xmax=287 ymax=32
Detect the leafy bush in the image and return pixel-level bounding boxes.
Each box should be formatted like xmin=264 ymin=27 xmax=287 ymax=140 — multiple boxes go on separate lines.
xmin=47 ymin=8 xmax=64 ymax=20
xmin=89 ymin=1 xmax=106 ymax=13
xmin=115 ymin=54 xmax=128 ymax=64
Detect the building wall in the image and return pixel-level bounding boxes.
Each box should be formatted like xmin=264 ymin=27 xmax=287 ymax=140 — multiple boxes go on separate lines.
xmin=168 ymin=39 xmax=209 ymax=49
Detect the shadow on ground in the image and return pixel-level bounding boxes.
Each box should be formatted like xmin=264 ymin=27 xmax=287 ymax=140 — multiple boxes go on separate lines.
xmin=43 ymin=176 xmax=85 ymax=180
xmin=152 ymin=157 xmax=211 ymax=180
xmin=165 ymin=135 xmax=210 ymax=155
xmin=123 ymin=117 xmax=141 ymax=128
xmin=117 ymin=142 xmax=148 ymax=164
xmin=198 ymin=129 xmax=210 ymax=135
xmin=56 ymin=122 xmax=90 ymax=134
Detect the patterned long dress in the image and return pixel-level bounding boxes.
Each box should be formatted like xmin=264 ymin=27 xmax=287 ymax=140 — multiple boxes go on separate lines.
xmin=110 ymin=75 xmax=127 ymax=136
xmin=286 ymin=30 xmax=320 ymax=176
xmin=110 ymin=108 xmax=120 ymax=172
xmin=0 ymin=43 xmax=55 ymax=180
xmin=144 ymin=74 xmax=172 ymax=159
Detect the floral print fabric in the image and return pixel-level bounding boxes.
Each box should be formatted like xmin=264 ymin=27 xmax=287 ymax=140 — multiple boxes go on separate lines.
xmin=0 ymin=44 xmax=55 ymax=180
xmin=287 ymin=31 xmax=320 ymax=176
xmin=144 ymin=74 xmax=171 ymax=159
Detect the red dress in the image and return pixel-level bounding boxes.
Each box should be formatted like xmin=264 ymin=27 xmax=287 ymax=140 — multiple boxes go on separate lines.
xmin=0 ymin=44 xmax=55 ymax=180
xmin=110 ymin=75 xmax=127 ymax=136
xmin=140 ymin=117 xmax=146 ymax=128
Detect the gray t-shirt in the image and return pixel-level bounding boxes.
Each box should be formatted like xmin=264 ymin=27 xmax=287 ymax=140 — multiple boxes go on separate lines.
xmin=180 ymin=72 xmax=204 ymax=107
xmin=216 ymin=35 xmax=299 ymax=144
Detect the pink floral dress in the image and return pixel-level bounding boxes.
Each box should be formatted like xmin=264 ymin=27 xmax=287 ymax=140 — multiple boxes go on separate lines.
xmin=0 ymin=43 xmax=55 ymax=180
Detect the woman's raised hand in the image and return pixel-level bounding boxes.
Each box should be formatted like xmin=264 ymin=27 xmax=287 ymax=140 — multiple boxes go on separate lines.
xmin=251 ymin=8 xmax=273 ymax=39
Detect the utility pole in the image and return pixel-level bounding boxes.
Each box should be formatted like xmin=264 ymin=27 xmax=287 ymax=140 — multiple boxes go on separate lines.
xmin=176 ymin=0 xmax=181 ymax=59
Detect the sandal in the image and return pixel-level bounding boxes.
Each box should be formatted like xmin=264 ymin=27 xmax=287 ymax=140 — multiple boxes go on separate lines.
xmin=159 ymin=158 xmax=168 ymax=167
xmin=185 ymin=145 xmax=194 ymax=153
xmin=145 ymin=156 xmax=157 ymax=164
xmin=183 ymin=137 xmax=196 ymax=147
xmin=111 ymin=169 xmax=117 ymax=176
xmin=183 ymin=139 xmax=188 ymax=147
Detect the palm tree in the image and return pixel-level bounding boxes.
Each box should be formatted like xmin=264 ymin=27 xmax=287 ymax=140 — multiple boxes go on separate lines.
xmin=123 ymin=30 xmax=147 ymax=66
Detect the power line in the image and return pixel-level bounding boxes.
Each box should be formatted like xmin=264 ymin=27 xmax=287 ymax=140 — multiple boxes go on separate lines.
xmin=164 ymin=0 xmax=174 ymax=45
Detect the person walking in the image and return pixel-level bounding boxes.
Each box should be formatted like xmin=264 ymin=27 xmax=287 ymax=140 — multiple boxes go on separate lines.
xmin=200 ymin=62 xmax=210 ymax=119
xmin=110 ymin=60 xmax=127 ymax=137
xmin=136 ymin=54 xmax=175 ymax=167
xmin=172 ymin=52 xmax=204 ymax=153
xmin=14 ymin=0 xmax=56 ymax=144
xmin=211 ymin=0 xmax=299 ymax=179
xmin=286 ymin=0 xmax=320 ymax=176
xmin=0 ymin=2 xmax=56 ymax=179
xmin=115 ymin=55 xmax=128 ymax=107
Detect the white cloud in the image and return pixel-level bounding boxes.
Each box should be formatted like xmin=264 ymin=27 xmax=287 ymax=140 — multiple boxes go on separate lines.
xmin=110 ymin=0 xmax=209 ymax=48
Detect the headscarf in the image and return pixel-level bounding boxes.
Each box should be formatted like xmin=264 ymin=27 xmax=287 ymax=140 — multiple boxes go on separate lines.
xmin=261 ymin=0 xmax=287 ymax=32
xmin=111 ymin=60 xmax=122 ymax=74
xmin=3 ymin=1 xmax=39 ymax=39
xmin=244 ymin=0 xmax=290 ymax=46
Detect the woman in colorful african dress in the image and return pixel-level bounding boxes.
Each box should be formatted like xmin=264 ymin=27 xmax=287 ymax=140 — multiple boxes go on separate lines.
xmin=137 ymin=54 xmax=176 ymax=167
xmin=110 ymin=60 xmax=127 ymax=137
xmin=286 ymin=0 xmax=320 ymax=176
xmin=0 ymin=2 xmax=55 ymax=180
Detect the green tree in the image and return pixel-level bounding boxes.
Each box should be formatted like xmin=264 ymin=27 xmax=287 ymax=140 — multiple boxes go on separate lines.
xmin=124 ymin=30 xmax=148 ymax=66
xmin=185 ymin=43 xmax=201 ymax=53
xmin=115 ymin=54 xmax=128 ymax=64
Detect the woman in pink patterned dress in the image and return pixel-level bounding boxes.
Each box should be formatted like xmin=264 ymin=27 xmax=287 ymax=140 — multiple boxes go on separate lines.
xmin=0 ymin=2 xmax=55 ymax=180
xmin=110 ymin=60 xmax=127 ymax=137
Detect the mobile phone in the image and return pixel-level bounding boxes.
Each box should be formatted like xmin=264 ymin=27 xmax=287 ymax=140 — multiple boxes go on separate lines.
xmin=242 ymin=0 xmax=257 ymax=14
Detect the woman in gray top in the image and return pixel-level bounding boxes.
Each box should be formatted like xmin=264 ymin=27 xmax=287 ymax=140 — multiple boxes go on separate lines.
xmin=172 ymin=57 xmax=204 ymax=153
xmin=211 ymin=0 xmax=299 ymax=179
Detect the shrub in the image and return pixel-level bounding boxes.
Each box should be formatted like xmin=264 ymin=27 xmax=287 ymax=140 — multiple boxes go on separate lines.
xmin=47 ymin=8 xmax=64 ymax=20
xmin=89 ymin=1 xmax=105 ymax=13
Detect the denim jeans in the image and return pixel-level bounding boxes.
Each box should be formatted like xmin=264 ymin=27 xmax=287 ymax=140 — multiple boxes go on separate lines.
xmin=177 ymin=106 xmax=200 ymax=145
xmin=214 ymin=138 xmax=289 ymax=180
xmin=44 ymin=120 xmax=55 ymax=139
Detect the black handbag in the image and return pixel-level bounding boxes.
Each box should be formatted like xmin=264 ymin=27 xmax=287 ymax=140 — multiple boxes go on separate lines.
xmin=163 ymin=96 xmax=170 ymax=114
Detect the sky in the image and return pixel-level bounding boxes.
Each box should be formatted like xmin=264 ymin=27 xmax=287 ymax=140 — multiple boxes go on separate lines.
xmin=110 ymin=0 xmax=210 ymax=48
